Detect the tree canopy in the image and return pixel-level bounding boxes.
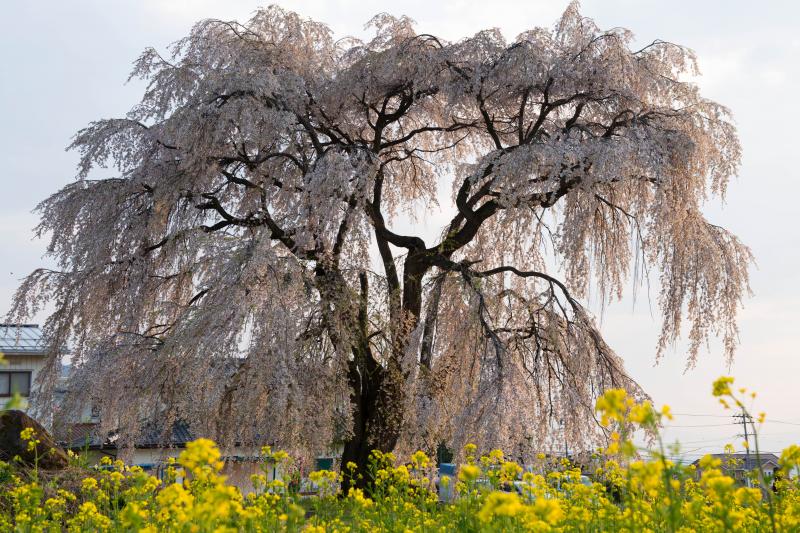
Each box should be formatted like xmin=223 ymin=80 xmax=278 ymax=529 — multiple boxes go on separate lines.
xmin=11 ymin=3 xmax=750 ymax=465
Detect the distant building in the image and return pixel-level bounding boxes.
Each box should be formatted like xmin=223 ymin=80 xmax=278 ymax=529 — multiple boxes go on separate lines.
xmin=0 ymin=324 xmax=49 ymax=411
xmin=57 ymin=419 xmax=275 ymax=492
xmin=692 ymin=453 xmax=781 ymax=487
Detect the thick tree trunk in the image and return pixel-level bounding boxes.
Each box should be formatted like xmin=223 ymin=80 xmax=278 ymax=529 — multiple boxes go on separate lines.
xmin=337 ymin=258 xmax=424 ymax=491
xmin=340 ymin=361 xmax=380 ymax=491
xmin=340 ymin=356 xmax=406 ymax=491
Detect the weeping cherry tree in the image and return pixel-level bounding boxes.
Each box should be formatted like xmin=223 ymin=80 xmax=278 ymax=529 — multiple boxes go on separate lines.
xmin=10 ymin=4 xmax=751 ymax=476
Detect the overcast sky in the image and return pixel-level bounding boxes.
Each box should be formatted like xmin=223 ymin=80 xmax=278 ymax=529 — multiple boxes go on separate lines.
xmin=1 ymin=0 xmax=798 ymax=458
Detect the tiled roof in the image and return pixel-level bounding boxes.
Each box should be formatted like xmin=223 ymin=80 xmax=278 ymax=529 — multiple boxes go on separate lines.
xmin=59 ymin=423 xmax=103 ymax=449
xmin=58 ymin=420 xmax=195 ymax=450
xmin=0 ymin=324 xmax=46 ymax=354
xmin=137 ymin=420 xmax=195 ymax=448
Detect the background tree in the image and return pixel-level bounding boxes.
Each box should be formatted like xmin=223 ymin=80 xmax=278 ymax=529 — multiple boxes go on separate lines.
xmin=10 ymin=4 xmax=750 ymax=476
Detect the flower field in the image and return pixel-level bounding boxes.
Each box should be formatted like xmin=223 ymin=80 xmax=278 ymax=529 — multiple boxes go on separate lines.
xmin=3 ymin=377 xmax=800 ymax=532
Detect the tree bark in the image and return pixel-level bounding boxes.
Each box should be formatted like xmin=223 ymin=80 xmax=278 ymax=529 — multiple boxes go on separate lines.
xmin=339 ymin=260 xmax=421 ymax=490
xmin=340 ymin=356 xmax=407 ymax=491
xmin=340 ymin=281 xmax=411 ymax=491
xmin=340 ymin=350 xmax=382 ymax=491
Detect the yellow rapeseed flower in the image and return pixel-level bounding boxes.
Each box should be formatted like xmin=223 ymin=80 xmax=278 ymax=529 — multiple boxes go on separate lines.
xmin=712 ymin=376 xmax=734 ymax=397
xmin=595 ymin=388 xmax=628 ymax=425
xmin=477 ymin=491 xmax=525 ymax=522
xmin=411 ymin=450 xmax=430 ymax=469
xmin=458 ymin=464 xmax=481 ymax=483
xmin=780 ymin=445 xmax=800 ymax=471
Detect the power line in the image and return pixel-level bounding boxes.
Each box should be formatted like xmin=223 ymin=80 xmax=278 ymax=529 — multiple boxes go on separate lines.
xmin=666 ymin=423 xmax=737 ymax=428
xmin=668 ymin=435 xmax=741 ymax=445
xmin=672 ymin=413 xmax=731 ymax=418
xmin=765 ymin=419 xmax=800 ymax=426
xmin=671 ymin=412 xmax=800 ymax=426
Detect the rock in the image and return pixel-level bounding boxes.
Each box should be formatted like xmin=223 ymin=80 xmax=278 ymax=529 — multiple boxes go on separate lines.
xmin=0 ymin=410 xmax=68 ymax=469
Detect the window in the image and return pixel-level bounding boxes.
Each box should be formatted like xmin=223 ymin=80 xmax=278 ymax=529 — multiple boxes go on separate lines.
xmin=0 ymin=371 xmax=32 ymax=397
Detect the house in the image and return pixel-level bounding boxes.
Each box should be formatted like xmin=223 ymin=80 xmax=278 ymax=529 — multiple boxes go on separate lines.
xmin=57 ymin=419 xmax=276 ymax=492
xmin=0 ymin=324 xmax=48 ymax=411
xmin=692 ymin=453 xmax=781 ymax=487
xmin=56 ymin=415 xmax=341 ymax=493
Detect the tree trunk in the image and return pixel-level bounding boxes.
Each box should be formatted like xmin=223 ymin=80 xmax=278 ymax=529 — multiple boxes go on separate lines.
xmin=340 ymin=342 xmax=379 ymax=491
xmin=337 ymin=262 xmax=422 ymax=492
xmin=340 ymin=355 xmax=406 ymax=491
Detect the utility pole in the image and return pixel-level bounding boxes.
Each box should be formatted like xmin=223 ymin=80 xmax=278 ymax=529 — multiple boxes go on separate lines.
xmin=733 ymin=411 xmax=754 ymax=487
xmin=733 ymin=412 xmax=753 ymax=458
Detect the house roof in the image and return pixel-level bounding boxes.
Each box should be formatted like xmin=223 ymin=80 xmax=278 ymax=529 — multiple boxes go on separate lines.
xmin=59 ymin=423 xmax=103 ymax=449
xmin=58 ymin=420 xmax=195 ymax=450
xmin=138 ymin=420 xmax=195 ymax=448
xmin=0 ymin=324 xmax=46 ymax=355
xmin=692 ymin=453 xmax=780 ymax=471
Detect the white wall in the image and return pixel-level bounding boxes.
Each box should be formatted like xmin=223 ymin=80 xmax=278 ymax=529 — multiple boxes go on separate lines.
xmin=3 ymin=353 xmax=47 ymax=411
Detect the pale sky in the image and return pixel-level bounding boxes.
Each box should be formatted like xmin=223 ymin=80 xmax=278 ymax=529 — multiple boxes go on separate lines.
xmin=1 ymin=0 xmax=798 ymax=459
